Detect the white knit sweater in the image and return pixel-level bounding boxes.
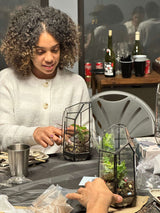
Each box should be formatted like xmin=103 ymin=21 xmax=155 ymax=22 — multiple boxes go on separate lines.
xmin=0 ymin=68 xmax=90 ymax=151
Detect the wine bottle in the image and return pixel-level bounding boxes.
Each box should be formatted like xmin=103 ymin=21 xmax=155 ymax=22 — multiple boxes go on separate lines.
xmin=104 ymin=30 xmax=115 ymax=77
xmin=132 ymin=31 xmax=142 ymax=55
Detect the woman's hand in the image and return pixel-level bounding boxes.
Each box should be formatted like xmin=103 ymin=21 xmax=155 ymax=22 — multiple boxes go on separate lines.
xmin=33 ymin=126 xmax=62 ymax=148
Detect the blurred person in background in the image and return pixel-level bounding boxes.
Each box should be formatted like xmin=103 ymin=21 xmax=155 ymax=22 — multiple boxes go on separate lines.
xmin=138 ymin=1 xmax=160 ymax=61
xmin=84 ymin=4 xmax=104 ymax=64
xmin=124 ymin=6 xmax=145 ymax=49
xmin=92 ymin=4 xmax=128 ymax=62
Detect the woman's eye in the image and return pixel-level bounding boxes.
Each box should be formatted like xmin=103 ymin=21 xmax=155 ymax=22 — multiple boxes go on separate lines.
xmin=51 ymin=48 xmax=59 ymax=53
xmin=36 ymin=49 xmax=45 ymax=55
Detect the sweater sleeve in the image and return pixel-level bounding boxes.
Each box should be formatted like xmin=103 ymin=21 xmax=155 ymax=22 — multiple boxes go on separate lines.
xmin=0 ymin=71 xmax=37 ymax=150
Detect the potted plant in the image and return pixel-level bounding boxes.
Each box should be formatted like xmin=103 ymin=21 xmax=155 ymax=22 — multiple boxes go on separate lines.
xmin=99 ymin=124 xmax=136 ymax=207
xmin=63 ymin=102 xmax=91 ymax=161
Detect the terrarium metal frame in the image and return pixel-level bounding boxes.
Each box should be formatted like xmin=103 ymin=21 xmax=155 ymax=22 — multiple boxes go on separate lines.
xmin=63 ymin=102 xmax=91 ymax=161
xmin=98 ymin=124 xmax=136 ymax=208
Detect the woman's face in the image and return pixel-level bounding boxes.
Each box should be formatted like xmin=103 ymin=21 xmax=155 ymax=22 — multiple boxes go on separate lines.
xmin=32 ymin=32 xmax=60 ymax=79
xmin=132 ymin=13 xmax=144 ymax=27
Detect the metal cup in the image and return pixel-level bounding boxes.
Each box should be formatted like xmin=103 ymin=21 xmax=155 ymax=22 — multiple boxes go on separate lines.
xmin=7 ymin=144 xmax=30 ymax=177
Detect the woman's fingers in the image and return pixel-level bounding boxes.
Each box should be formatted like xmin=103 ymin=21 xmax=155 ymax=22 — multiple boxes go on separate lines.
xmin=51 ymin=133 xmax=62 ymax=145
xmin=33 ymin=126 xmax=63 ymax=147
xmin=39 ymin=140 xmax=48 ymax=148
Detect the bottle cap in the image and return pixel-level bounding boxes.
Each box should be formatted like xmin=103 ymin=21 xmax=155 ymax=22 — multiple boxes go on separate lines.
xmin=135 ymin=31 xmax=140 ymax=40
xmin=108 ymin=30 xmax=112 ymax=36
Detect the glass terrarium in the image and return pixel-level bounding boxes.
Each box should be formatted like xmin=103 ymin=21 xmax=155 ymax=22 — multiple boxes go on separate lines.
xmin=63 ymin=102 xmax=91 ymax=161
xmin=99 ymin=124 xmax=136 ymax=208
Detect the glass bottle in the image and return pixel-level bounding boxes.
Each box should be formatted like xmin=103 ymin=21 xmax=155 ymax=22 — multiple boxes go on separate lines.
xmin=132 ymin=31 xmax=142 ymax=56
xmin=104 ymin=30 xmax=115 ymax=77
xmin=88 ymin=18 xmax=96 ymax=68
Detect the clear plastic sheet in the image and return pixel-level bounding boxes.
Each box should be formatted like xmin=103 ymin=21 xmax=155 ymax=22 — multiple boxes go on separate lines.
xmin=0 ymin=195 xmax=17 ymax=213
xmin=0 ymin=175 xmax=32 ymax=187
xmin=0 ymin=185 xmax=74 ymax=213
xmin=0 ymin=150 xmax=99 ymax=212
xmin=136 ymin=156 xmax=160 ymax=193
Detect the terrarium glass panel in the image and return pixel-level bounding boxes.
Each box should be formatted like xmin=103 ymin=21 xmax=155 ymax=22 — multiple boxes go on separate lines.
xmin=63 ymin=102 xmax=91 ymax=161
xmin=99 ymin=124 xmax=136 ymax=207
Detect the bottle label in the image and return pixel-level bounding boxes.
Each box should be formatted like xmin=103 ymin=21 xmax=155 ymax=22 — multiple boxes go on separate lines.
xmin=104 ymin=62 xmax=114 ymax=76
xmin=106 ymin=48 xmax=111 ymax=56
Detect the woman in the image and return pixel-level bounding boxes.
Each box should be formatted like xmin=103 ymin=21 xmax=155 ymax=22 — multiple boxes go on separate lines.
xmin=124 ymin=6 xmax=145 ymax=47
xmin=0 ymin=6 xmax=90 ymax=152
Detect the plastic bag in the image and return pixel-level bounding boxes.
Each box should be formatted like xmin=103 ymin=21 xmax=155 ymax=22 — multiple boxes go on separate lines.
xmin=136 ymin=156 xmax=160 ymax=192
xmin=153 ymin=154 xmax=160 ymax=174
xmin=0 ymin=195 xmax=16 ymax=213
xmin=29 ymin=184 xmax=73 ymax=213
xmin=0 ymin=185 xmax=73 ymax=213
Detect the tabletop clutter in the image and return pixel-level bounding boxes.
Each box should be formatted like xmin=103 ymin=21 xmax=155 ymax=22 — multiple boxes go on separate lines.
xmin=85 ymin=30 xmax=152 ymax=88
xmin=0 ymin=185 xmax=74 ymax=213
xmin=1 ymin=99 xmax=160 ymax=212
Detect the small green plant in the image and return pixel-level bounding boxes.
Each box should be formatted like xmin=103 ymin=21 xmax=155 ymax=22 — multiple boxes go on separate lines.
xmin=71 ymin=124 xmax=89 ymax=143
xmin=102 ymin=132 xmax=114 ymax=151
xmin=101 ymin=133 xmax=127 ymax=188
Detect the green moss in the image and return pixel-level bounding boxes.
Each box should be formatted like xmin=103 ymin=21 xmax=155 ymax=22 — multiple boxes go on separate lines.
xmin=101 ymin=133 xmax=127 ymax=187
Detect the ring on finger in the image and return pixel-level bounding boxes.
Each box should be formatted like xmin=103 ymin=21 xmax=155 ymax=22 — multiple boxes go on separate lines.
xmin=50 ymin=134 xmax=55 ymax=143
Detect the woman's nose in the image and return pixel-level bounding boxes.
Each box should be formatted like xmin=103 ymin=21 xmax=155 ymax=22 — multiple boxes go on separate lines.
xmin=45 ymin=52 xmax=53 ymax=63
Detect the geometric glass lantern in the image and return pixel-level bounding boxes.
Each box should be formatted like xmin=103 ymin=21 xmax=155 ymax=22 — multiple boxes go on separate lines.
xmin=98 ymin=124 xmax=136 ymax=207
xmin=63 ymin=102 xmax=91 ymax=161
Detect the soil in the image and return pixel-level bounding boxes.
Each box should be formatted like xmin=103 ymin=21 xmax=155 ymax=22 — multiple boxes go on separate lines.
xmin=64 ymin=131 xmax=89 ymax=154
xmin=102 ymin=174 xmax=136 ymax=207
xmin=65 ymin=143 xmax=89 ymax=154
xmin=64 ymin=143 xmax=90 ymax=161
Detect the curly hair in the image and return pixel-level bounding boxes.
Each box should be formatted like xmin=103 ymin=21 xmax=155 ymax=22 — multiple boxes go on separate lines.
xmin=0 ymin=6 xmax=80 ymax=75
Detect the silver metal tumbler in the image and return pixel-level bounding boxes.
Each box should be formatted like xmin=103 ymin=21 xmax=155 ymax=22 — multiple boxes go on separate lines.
xmin=7 ymin=143 xmax=30 ymax=177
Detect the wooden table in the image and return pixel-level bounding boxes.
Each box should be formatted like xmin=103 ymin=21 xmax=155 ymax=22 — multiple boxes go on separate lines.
xmin=92 ymin=70 xmax=160 ymax=95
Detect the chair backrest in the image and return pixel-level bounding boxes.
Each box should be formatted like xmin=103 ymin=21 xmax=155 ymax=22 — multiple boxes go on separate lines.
xmin=91 ymin=90 xmax=155 ymax=138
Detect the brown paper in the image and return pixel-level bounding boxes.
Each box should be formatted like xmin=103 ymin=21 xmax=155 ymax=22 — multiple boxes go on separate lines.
xmin=108 ymin=196 xmax=149 ymax=213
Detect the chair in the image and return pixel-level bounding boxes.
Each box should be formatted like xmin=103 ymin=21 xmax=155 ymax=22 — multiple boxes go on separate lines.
xmin=91 ymin=90 xmax=155 ymax=138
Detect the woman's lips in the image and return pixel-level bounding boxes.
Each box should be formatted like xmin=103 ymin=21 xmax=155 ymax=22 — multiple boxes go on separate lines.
xmin=43 ymin=64 xmax=54 ymax=71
